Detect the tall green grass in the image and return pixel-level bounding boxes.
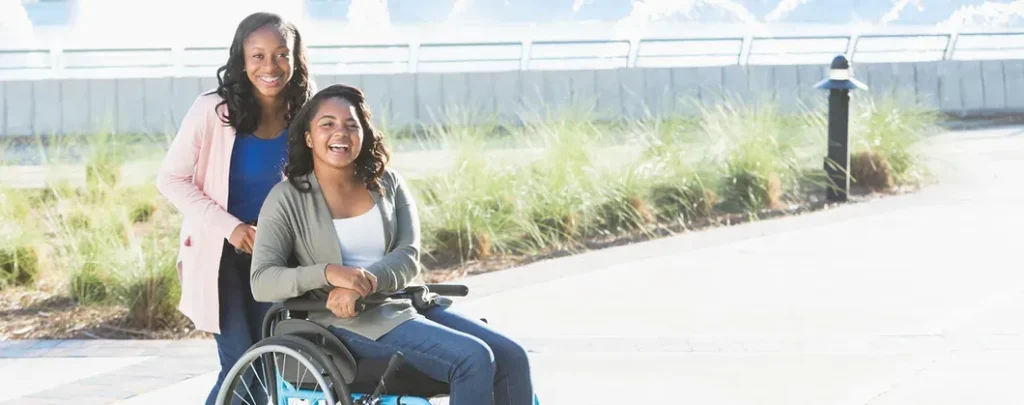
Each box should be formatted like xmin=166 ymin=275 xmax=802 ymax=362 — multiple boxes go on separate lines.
xmin=0 ymin=94 xmax=937 ymax=332
xmin=848 ymin=96 xmax=939 ymax=188
xmin=1 ymin=131 xmax=186 ymax=330
xmin=412 ymin=94 xmax=937 ymax=262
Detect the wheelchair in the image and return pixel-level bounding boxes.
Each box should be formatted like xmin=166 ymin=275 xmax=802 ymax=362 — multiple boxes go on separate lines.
xmin=213 ymin=283 xmax=536 ymax=405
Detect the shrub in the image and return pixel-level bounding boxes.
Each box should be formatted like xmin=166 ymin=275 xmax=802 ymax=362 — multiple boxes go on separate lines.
xmin=592 ymin=162 xmax=659 ymax=233
xmin=0 ymin=95 xmax=938 ymax=335
xmin=850 ymin=95 xmax=938 ymax=187
xmin=850 ymin=150 xmax=894 ymax=193
xmin=414 ymin=156 xmax=521 ymax=261
xmin=69 ymin=261 xmax=113 ymax=304
xmin=84 ymin=131 xmax=127 ymax=190
xmin=61 ymin=209 xmax=92 ymax=231
xmin=118 ymin=248 xmax=182 ymax=329
xmin=432 ymin=228 xmax=494 ymax=261
xmin=0 ymin=245 xmax=39 ymax=289
xmin=651 ymin=176 xmax=718 ymax=223
xmin=724 ymin=170 xmax=784 ymax=212
xmin=700 ymin=102 xmax=806 ymax=213
xmin=129 ymin=200 xmax=157 ymax=224
xmin=85 ymin=161 xmax=120 ymax=189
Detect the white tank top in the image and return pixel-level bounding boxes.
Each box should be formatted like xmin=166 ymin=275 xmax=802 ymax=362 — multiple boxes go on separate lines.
xmin=332 ymin=204 xmax=386 ymax=268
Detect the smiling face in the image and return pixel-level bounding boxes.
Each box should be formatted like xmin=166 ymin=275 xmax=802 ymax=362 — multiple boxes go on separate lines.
xmin=243 ymin=24 xmax=294 ymax=101
xmin=305 ymin=97 xmax=365 ymax=173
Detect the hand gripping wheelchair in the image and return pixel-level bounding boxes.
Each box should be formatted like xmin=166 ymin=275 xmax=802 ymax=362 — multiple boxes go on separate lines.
xmin=213 ymin=283 xmax=535 ymax=405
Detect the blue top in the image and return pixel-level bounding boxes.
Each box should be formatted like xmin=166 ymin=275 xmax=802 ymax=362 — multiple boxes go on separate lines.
xmin=227 ymin=129 xmax=289 ymax=224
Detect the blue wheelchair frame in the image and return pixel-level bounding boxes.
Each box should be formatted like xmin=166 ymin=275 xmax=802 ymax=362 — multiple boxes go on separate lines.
xmin=274 ymin=377 xmax=432 ymax=405
xmin=258 ymin=283 xmax=540 ymax=405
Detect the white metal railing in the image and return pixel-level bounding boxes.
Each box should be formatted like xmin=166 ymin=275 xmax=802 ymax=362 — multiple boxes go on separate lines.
xmin=3 ymin=28 xmax=1024 ymax=80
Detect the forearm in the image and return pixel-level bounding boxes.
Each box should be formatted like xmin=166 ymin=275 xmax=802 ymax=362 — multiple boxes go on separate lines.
xmin=366 ymin=171 xmax=423 ymax=293
xmin=155 ymin=97 xmax=241 ymax=241
xmin=366 ymin=249 xmax=420 ymax=293
xmin=156 ymin=174 xmax=242 ymax=240
xmin=249 ymin=197 xmax=332 ymax=302
xmin=250 ymin=262 xmax=332 ymax=302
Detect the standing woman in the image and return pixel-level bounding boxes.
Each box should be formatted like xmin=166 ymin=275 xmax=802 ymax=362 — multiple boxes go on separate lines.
xmin=155 ymin=12 xmax=313 ymax=405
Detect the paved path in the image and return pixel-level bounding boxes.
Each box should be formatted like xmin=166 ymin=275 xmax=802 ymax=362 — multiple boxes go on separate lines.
xmin=2 ymin=124 xmax=1023 ymax=404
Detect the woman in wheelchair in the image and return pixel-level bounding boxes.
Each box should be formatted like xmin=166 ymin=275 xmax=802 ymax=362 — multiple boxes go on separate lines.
xmin=245 ymin=83 xmax=535 ymax=405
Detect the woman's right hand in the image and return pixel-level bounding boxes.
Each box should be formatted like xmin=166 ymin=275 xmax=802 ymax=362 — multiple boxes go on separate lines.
xmin=326 ymin=287 xmax=363 ymax=318
xmin=229 ymin=224 xmax=257 ymax=254
xmin=326 ymin=264 xmax=378 ymax=297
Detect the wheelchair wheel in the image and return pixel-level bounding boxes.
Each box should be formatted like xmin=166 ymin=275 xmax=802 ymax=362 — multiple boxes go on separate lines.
xmin=215 ymin=334 xmax=350 ymax=405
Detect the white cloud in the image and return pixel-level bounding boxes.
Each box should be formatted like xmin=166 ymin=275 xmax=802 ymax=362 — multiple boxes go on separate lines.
xmin=572 ymin=0 xmax=594 ymax=13
xmin=766 ymin=0 xmax=815 ymax=22
xmin=612 ymin=0 xmax=760 ymax=39
xmin=939 ymin=0 xmax=1024 ymax=27
xmin=879 ymin=0 xmax=925 ymax=25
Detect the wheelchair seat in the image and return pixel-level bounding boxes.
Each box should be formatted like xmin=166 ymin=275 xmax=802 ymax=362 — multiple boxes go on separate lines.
xmin=351 ymin=357 xmax=449 ymax=398
xmin=273 ymin=318 xmax=449 ymax=399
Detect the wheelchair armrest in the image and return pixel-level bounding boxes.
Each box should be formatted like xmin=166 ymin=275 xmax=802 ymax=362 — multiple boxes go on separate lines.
xmin=424 ymin=283 xmax=469 ymax=297
xmin=280 ymin=283 xmax=469 ymax=313
xmin=282 ymin=296 xmax=331 ymax=312
xmin=282 ymin=295 xmax=391 ymax=313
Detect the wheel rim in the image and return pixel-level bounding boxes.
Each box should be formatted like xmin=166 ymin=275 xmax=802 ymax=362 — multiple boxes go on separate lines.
xmin=216 ymin=344 xmax=338 ymax=405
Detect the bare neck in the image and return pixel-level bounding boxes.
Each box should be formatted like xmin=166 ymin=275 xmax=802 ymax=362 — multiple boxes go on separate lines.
xmin=256 ymin=94 xmax=286 ymax=132
xmin=314 ymin=165 xmax=364 ymax=195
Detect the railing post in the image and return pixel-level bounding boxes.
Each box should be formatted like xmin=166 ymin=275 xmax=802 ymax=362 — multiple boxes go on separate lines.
xmin=943 ymin=33 xmax=959 ymax=60
xmin=814 ymin=54 xmax=868 ymax=203
xmin=521 ymin=40 xmax=531 ymax=71
xmin=408 ymin=43 xmax=418 ymax=73
xmin=845 ymin=34 xmax=858 ymax=62
xmin=738 ymin=35 xmax=753 ymax=65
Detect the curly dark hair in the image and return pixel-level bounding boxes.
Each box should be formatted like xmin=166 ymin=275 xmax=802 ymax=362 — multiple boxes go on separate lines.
xmin=210 ymin=12 xmax=312 ymax=135
xmin=284 ymin=84 xmax=392 ymax=193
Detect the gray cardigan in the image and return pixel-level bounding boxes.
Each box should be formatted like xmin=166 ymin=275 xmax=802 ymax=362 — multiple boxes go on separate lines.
xmin=249 ymin=169 xmax=423 ymax=340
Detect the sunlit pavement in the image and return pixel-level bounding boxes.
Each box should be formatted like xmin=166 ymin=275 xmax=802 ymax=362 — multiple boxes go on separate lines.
xmin=0 ymin=357 xmax=151 ymax=403
xmin=110 ymin=372 xmax=217 ymax=405
xmin=2 ymin=125 xmax=1023 ymax=404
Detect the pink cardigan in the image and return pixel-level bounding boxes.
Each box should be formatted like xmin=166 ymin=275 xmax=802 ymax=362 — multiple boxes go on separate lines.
xmin=156 ymin=91 xmax=280 ymax=334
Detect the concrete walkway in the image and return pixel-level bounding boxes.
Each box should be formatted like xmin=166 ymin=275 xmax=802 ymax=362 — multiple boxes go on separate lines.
xmin=2 ymin=124 xmax=1023 ymax=404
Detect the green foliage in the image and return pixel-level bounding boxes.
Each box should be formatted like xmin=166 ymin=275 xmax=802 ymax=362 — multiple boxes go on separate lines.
xmin=849 ymin=95 xmax=939 ymax=187
xmin=0 ymin=245 xmax=39 ymax=289
xmin=0 ymin=95 xmax=936 ymax=332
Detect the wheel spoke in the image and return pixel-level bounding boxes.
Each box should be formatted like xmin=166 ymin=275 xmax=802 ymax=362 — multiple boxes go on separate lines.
xmin=215 ymin=340 xmax=338 ymax=405
xmin=249 ymin=353 xmax=271 ymax=401
xmin=230 ymin=390 xmax=254 ymax=405
xmin=238 ymin=369 xmax=258 ymax=405
xmin=298 ymin=359 xmax=310 ymax=391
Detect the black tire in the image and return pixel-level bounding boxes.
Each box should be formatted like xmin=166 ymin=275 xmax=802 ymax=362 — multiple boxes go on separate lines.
xmin=215 ymin=334 xmax=353 ymax=405
xmin=269 ymin=334 xmax=354 ymax=401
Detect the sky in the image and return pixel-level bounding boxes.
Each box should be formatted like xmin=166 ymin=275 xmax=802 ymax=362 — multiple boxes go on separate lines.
xmin=311 ymin=0 xmax=1022 ymax=26
xmin=3 ymin=0 xmax=1023 ymax=49
xmin=9 ymin=0 xmax=1024 ymax=27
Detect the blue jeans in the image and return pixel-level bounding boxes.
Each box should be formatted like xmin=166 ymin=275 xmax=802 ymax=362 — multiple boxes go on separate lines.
xmin=330 ymin=305 xmax=535 ymax=405
xmin=205 ymin=242 xmax=273 ymax=405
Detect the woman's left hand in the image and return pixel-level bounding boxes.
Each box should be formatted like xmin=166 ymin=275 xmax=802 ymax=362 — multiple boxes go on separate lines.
xmin=326 ymin=287 xmax=363 ymax=318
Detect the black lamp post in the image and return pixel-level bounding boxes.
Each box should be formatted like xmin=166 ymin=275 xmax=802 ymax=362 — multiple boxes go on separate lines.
xmin=814 ymin=54 xmax=868 ymax=203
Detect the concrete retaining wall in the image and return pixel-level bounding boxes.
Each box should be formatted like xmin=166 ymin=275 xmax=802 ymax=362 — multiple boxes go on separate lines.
xmin=2 ymin=58 xmax=1022 ymax=137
